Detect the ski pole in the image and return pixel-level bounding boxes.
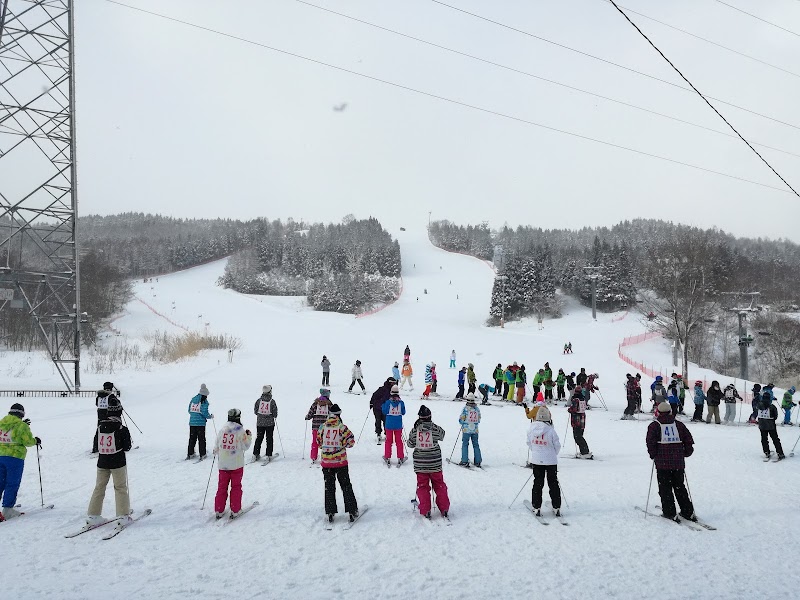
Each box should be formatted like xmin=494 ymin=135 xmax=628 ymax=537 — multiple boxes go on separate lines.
xmin=596 ymin=390 xmax=609 ymax=411
xmin=644 ymin=461 xmax=655 ymax=519
xmin=275 ymin=422 xmax=285 ymax=456
xmin=557 ymin=479 xmax=570 ymax=510
xmin=35 ymin=443 xmax=44 ymax=507
xmin=122 ymin=408 xmax=143 ymax=434
xmin=302 ymin=421 xmax=308 ymax=460
xmin=790 ymin=431 xmax=800 ymax=457
xmin=447 ymin=428 xmax=460 ymax=463
xmin=684 ymin=470 xmax=694 ymax=505
xmin=201 ymin=454 xmax=217 ymax=510
xmin=356 ymin=408 xmax=371 ymax=443
xmin=508 ymin=471 xmax=535 ymax=509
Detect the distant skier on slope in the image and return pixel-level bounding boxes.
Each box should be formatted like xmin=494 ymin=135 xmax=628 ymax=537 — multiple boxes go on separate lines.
xmin=213 ymin=408 xmax=253 ymax=519
xmin=348 ymin=360 xmax=365 ymax=393
xmin=705 ymin=381 xmax=723 ymax=425
xmin=650 ymin=376 xmax=668 ymax=413
xmin=780 ymin=386 xmax=796 ymax=426
xmin=407 ymin=405 xmax=449 ymax=519
xmin=321 ymin=356 xmax=331 ymax=386
xmin=392 ymin=361 xmax=401 ymax=383
xmin=450 ymin=350 xmax=456 ymax=369
xmin=622 ymin=374 xmax=638 ymax=420
xmin=691 ymin=381 xmax=706 ymax=423
xmin=317 ymin=404 xmax=359 ymax=523
xmin=88 ymin=406 xmax=132 ymax=530
xmin=404 ymin=345 xmax=411 ymax=361
xmin=305 ymin=389 xmax=333 ymax=463
xmin=526 ymin=406 xmax=562 ymax=518
xmin=187 ymin=384 xmax=213 ymax=461
xmin=253 ymin=385 xmax=278 ymax=462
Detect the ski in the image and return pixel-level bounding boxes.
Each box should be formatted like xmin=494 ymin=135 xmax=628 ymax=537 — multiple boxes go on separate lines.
xmin=523 ymin=500 xmax=549 ymax=525
xmin=634 ymin=506 xmax=702 ymax=531
xmin=324 ymin=515 xmax=335 ymax=531
xmin=397 ymin=458 xmax=408 ymax=468
xmin=441 ymin=511 xmax=452 ymax=526
xmin=411 ymin=499 xmax=437 ymax=526
xmin=654 ymin=505 xmax=716 ymax=530
xmin=194 ymin=456 xmax=208 ymax=464
xmin=514 ymin=462 xmax=534 ymax=469
xmin=64 ymin=517 xmax=116 ymax=538
xmin=545 ymin=502 xmax=569 ymax=525
xmin=565 ymin=455 xmax=601 ymax=461
xmin=385 ymin=458 xmax=392 ymax=468
xmin=259 ymin=454 xmax=281 ymax=466
xmin=343 ymin=505 xmax=369 ymax=530
xmin=102 ymin=509 xmax=153 ymax=540
xmin=227 ymin=501 xmax=259 ymax=522
xmin=213 ymin=510 xmax=228 ymax=522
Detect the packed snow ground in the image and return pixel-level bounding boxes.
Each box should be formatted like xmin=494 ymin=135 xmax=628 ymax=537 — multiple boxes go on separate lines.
xmin=2 ymin=225 xmax=798 ymax=600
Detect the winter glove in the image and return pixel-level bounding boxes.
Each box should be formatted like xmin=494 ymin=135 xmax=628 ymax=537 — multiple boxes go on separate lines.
xmin=209 ymin=414 xmax=214 ymax=419
xmin=245 ymin=430 xmax=251 ymax=436
xmin=23 ymin=418 xmax=31 ymax=425
xmin=34 ymin=437 xmax=41 ymax=447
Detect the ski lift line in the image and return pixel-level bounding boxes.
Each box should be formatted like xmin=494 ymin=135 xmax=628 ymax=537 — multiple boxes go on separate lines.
xmin=290 ymin=0 xmax=800 ymax=160
xmin=603 ymin=2 xmax=800 ymax=80
xmin=604 ymin=0 xmax=800 ymax=199
xmin=430 ymin=0 xmax=800 ymax=132
xmin=101 ymin=0 xmax=793 ymax=195
xmin=712 ymin=0 xmax=800 ymax=39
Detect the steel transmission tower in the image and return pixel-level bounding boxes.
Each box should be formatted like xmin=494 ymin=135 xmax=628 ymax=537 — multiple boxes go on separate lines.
xmin=0 ymin=0 xmax=82 ymax=390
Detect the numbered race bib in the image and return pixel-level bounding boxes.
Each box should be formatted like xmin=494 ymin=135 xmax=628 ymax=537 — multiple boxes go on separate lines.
xmin=97 ymin=433 xmax=117 ymax=454
xmin=221 ymin=432 xmax=237 ymax=452
xmin=417 ymin=429 xmax=434 ymax=450
xmin=258 ymin=400 xmax=272 ymax=416
xmin=189 ymin=403 xmax=202 ymax=413
xmin=532 ymin=433 xmax=548 ymax=447
xmin=659 ymin=423 xmax=681 ymax=444
xmin=97 ymin=396 xmax=109 ymax=410
xmin=757 ymin=409 xmax=771 ymax=420
xmin=0 ymin=429 xmax=12 ymax=444
xmin=467 ymin=409 xmax=480 ymax=424
xmin=725 ymin=389 xmax=734 ymax=399
xmin=577 ymin=400 xmax=587 ymax=413
xmin=388 ymin=404 xmax=402 ymax=416
xmin=322 ymin=426 xmax=341 ymax=452
xmin=315 ymin=403 xmax=329 ymax=417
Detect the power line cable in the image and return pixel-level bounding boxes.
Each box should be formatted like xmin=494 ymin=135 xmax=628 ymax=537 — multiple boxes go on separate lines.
xmin=604 ymin=0 xmax=799 ymax=197
xmin=713 ymin=0 xmax=800 ymax=39
xmin=430 ymin=0 xmax=800 ymax=131
xmin=606 ymin=1 xmax=800 ymax=79
xmin=101 ymin=0 xmax=792 ymax=196
xmin=291 ymin=0 xmax=800 ymax=160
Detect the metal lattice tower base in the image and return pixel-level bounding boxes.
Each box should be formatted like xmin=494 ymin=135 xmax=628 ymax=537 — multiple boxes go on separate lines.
xmin=0 ymin=0 xmax=81 ymax=390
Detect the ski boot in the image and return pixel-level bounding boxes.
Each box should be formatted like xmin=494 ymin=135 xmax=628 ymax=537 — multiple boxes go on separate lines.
xmin=349 ymin=510 xmax=359 ymax=522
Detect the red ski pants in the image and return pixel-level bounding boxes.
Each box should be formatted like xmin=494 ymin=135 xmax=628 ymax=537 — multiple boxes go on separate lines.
xmin=215 ymin=467 xmax=243 ymax=514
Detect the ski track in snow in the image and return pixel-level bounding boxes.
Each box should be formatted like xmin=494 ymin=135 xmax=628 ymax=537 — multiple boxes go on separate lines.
xmin=2 ymin=226 xmax=797 ymax=600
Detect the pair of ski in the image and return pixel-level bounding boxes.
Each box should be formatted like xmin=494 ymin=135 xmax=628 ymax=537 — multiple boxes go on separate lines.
xmin=64 ymin=509 xmax=153 ymax=540
xmin=324 ymin=505 xmax=369 ymax=530
xmin=411 ymin=499 xmax=451 ymax=526
xmin=523 ymin=500 xmax=569 ymax=526
xmin=634 ymin=506 xmax=716 ymax=530
xmin=446 ymin=458 xmax=484 ymax=470
xmin=386 ymin=458 xmax=407 ymax=469
xmin=214 ymin=501 xmax=259 ymax=525
xmin=0 ymin=504 xmax=55 ymax=523
xmin=763 ymin=454 xmax=786 ymax=463
xmin=247 ymin=453 xmax=280 ymax=466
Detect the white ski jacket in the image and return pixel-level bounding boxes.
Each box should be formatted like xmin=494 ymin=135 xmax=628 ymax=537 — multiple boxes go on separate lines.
xmin=213 ymin=422 xmax=253 ymax=470
xmin=526 ymin=421 xmax=561 ymax=466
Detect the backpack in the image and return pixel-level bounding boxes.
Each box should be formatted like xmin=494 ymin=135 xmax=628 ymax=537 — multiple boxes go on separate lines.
xmin=653 ymin=385 xmax=667 ymax=400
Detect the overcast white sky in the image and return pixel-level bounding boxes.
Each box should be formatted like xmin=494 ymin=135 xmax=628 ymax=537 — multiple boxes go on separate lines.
xmin=76 ymin=0 xmax=800 ymax=241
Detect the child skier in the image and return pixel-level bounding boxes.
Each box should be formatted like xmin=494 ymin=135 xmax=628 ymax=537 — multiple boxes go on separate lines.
xmin=504 ymin=365 xmax=515 ymax=401
xmin=556 ymin=369 xmax=566 ymax=402
xmin=305 ymin=389 xmax=333 ymax=462
xmin=422 ymin=364 xmax=433 ymax=399
xmin=92 ymin=381 xmax=119 ymax=454
xmin=467 ymin=363 xmax=477 ymax=395
xmin=406 ymin=405 xmax=449 ymax=519
xmin=493 ymin=363 xmax=504 ymax=397
xmin=757 ymin=393 xmax=785 ymax=461
xmin=781 ymin=386 xmax=796 ymax=425
xmin=515 ymin=365 xmax=527 ymax=404
xmin=568 ymin=387 xmax=592 ymax=459
xmin=348 ymin=360 xmax=365 ymax=393
xmin=584 ymin=373 xmax=599 ymax=407
xmin=0 ymin=404 xmax=41 ymax=521
xmin=430 ymin=363 xmax=439 ymax=396
xmin=317 ymin=404 xmax=358 ymax=523
xmin=523 ymin=392 xmax=546 ymax=421
xmin=543 ymin=378 xmax=555 ymax=402
xmin=404 ymin=345 xmax=411 ymax=361
xmin=458 ymin=394 xmax=482 ymax=467
xmin=456 ymin=367 xmax=466 ymax=400
xmin=321 ymin=356 xmax=331 ymax=386
xmin=691 ymin=381 xmax=705 ymax=423
xmin=392 ymin=361 xmax=401 ymax=384
xmin=532 ymin=368 xmax=545 ymax=398
xmin=565 ymin=372 xmax=576 ymax=393
xmin=382 ymin=385 xmax=407 ymax=466
xmin=450 ymin=350 xmax=456 ymax=369
xmin=749 ymin=384 xmax=761 ymax=424
xmin=252 ymin=385 xmax=278 ymax=462
xmin=88 ymin=406 xmax=132 ymax=529
xmin=646 ymin=401 xmax=696 ymax=522
xmin=705 ymin=381 xmax=723 ymax=424
xmin=187 ymin=384 xmax=213 ymax=461
xmin=400 ymin=359 xmax=413 ymax=390
xmin=723 ymin=383 xmax=741 ymax=424
xmin=634 ymin=374 xmax=643 ymax=412
xmin=526 ymin=406 xmax=562 ymax=517
xmin=370 ymin=378 xmax=394 ymax=442
xmin=477 ymin=383 xmax=494 ymax=405
xmin=213 ymin=408 xmax=253 ymax=519
xmin=651 ymin=376 xmax=668 ymax=413
xmin=622 ymin=374 xmax=638 ymax=420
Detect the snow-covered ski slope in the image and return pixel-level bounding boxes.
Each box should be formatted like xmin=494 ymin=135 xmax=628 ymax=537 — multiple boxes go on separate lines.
xmin=3 ymin=225 xmax=798 ymax=600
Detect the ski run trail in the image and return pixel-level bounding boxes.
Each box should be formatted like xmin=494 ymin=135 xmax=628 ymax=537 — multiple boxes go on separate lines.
xmin=2 ymin=225 xmax=797 ymax=600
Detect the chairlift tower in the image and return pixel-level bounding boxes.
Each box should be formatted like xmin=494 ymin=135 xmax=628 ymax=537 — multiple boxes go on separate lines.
xmin=721 ymin=292 xmax=760 ymax=381
xmin=583 ymin=266 xmax=601 ymax=321
xmin=0 ymin=0 xmax=82 ymax=390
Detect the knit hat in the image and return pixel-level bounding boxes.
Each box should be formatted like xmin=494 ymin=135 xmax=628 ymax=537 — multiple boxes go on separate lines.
xmin=394 ymin=361 xmax=399 ymax=367
xmin=228 ymin=408 xmax=241 ymax=421
xmin=468 ymin=363 xmax=474 ymax=369
xmin=103 ymin=381 xmax=114 ymax=391
xmin=355 ymin=360 xmax=361 ymax=366
xmin=391 ymin=385 xmax=400 ymax=394
xmin=329 ymin=404 xmax=342 ymax=415
xmin=535 ymin=392 xmax=544 ymax=402
xmin=9 ymin=403 xmax=24 ymax=418
xmin=535 ymin=406 xmax=552 ymax=422
xmin=695 ymin=381 xmax=703 ymax=387
xmin=418 ymin=405 xmax=432 ymax=419
xmin=752 ymin=384 xmax=761 ymax=392
xmin=386 ymin=377 xmax=397 ymax=385
xmin=262 ymin=385 xmax=272 ymax=394
xmin=320 ymin=388 xmax=330 ymax=397
xmin=657 ymin=401 xmax=671 ymax=413
xmin=655 ymin=376 xmax=663 ymax=381
xmin=106 ymin=397 xmax=122 ymax=416
xmin=465 ymin=392 xmax=475 ymax=401
xmin=198 ymin=383 xmax=210 ymax=396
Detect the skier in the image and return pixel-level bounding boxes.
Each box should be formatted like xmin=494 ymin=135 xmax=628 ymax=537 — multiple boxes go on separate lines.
xmin=723 ymin=383 xmax=741 ymax=425
xmin=455 ymin=367 xmax=466 ymax=400
xmin=526 ymin=406 xmax=562 ymax=517
xmin=756 ymin=392 xmax=785 ymax=461
xmin=691 ymin=381 xmax=705 ymax=423
xmin=467 ymin=363 xmax=477 ymax=396
xmin=781 ymin=386 xmax=796 ymax=425
xmin=634 ymin=373 xmax=643 ymax=412
xmin=493 ymin=363 xmax=504 ymax=397
xmin=318 ymin=404 xmax=358 ymax=522
xmin=370 ymin=378 xmax=394 ymax=441
xmin=763 ymin=383 xmax=778 ymax=406
xmin=213 ymin=408 xmax=253 ymax=519
xmin=515 ymin=365 xmax=527 ymax=404
xmin=92 ymin=381 xmax=120 ymax=454
xmin=458 ymin=394 xmax=482 ymax=467
xmin=348 ymin=360 xmax=365 ymax=393
xmin=406 ymin=405 xmax=449 ymax=519
xmin=563 ymin=341 xmax=573 ymax=354
xmin=477 ymin=383 xmax=493 ymax=405
xmin=542 ymin=362 xmax=553 ymax=383
xmin=544 ymin=377 xmax=555 ymax=403
xmin=404 ymin=345 xmax=411 ymax=361
xmin=422 ymin=364 xmax=433 ymax=399
xmin=667 ymin=389 xmax=680 ymax=416
xmin=568 ymin=386 xmax=592 ymax=458
xmin=0 ymin=404 xmax=41 ymax=521
xmin=677 ymin=376 xmax=688 ymax=415
xmin=576 ymin=368 xmax=588 ymax=389
xmin=321 ymin=356 xmax=331 ymax=386
xmin=400 ymin=359 xmax=413 ymax=390
xmin=531 ymin=368 xmax=545 ymax=399
xmin=392 ymin=361 xmax=401 ymax=383
xmin=749 ymin=384 xmax=762 ymax=424
xmin=450 ymin=350 xmax=456 ymax=369
xmin=503 ymin=365 xmax=515 ymax=401
xmin=305 ymin=389 xmax=333 ymax=462
xmin=382 ymin=385 xmax=407 ymax=466
xmin=523 ymin=392 xmax=546 ymax=421
xmin=650 ymin=376 xmax=668 ymax=413
xmin=565 ymin=372 xmax=576 ymax=393
xmin=430 ymin=363 xmax=439 ymax=396
xmin=705 ymin=381 xmax=723 ymax=424
xmin=584 ymin=373 xmax=599 ymax=407
xmin=252 ymin=385 xmax=278 ymax=462
xmin=187 ymin=384 xmax=213 ymax=461
xmin=88 ymin=406 xmax=133 ymax=529
xmin=646 ymin=401 xmax=696 ymax=522
xmin=622 ymin=374 xmax=638 ymax=420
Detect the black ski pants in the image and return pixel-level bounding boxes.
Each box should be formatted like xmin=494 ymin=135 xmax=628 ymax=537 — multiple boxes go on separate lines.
xmin=502 ymin=382 xmax=510 ymax=398
xmin=531 ymin=464 xmax=561 ymax=510
xmin=349 ymin=378 xmax=365 ymax=392
xmin=323 ymin=466 xmax=358 ymax=515
xmin=572 ymin=426 xmax=590 ymax=455
xmin=656 ymin=468 xmax=693 ymax=518
xmin=467 ymin=382 xmax=476 ymax=395
xmin=532 ymin=385 xmax=541 ymax=398
xmin=373 ymin=409 xmax=385 ymax=436
xmin=253 ymin=425 xmax=275 ymax=457
xmin=544 ymin=389 xmax=553 ymax=400
xmin=624 ymin=397 xmax=637 ymax=416
xmin=188 ymin=425 xmax=207 ymax=457
xmin=495 ymin=379 xmax=503 ymax=395
xmin=91 ymin=417 xmax=101 ymax=453
xmin=556 ymin=386 xmax=565 ymax=400
xmin=456 ymin=384 xmax=465 ymax=399
xmin=760 ymin=429 xmax=784 ymax=456
xmin=322 ymin=372 xmax=330 ymax=386
xmin=692 ymin=404 xmax=703 ymax=421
